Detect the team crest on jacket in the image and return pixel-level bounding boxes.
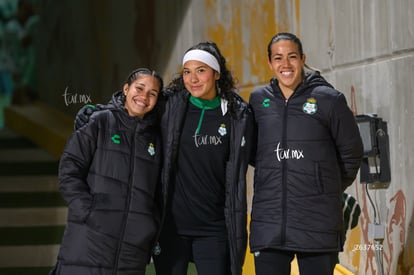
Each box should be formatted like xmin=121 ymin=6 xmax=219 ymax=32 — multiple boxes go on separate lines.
xmin=218 ymin=123 xmax=227 ymax=136
xmin=147 ymin=143 xmax=155 ymax=156
xmin=303 ymin=97 xmax=317 ymax=114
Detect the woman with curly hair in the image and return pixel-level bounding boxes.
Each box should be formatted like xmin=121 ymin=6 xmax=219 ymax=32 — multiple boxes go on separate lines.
xmin=153 ymin=41 xmax=254 ymax=275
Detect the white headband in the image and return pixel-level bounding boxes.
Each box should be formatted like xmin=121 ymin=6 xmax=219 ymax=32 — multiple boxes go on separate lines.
xmin=182 ymin=49 xmax=220 ymax=73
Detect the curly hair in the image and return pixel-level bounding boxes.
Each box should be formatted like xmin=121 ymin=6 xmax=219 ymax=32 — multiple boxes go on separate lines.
xmin=167 ymin=41 xmax=239 ymax=115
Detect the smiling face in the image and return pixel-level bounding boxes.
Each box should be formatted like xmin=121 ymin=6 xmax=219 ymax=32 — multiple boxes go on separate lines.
xmin=123 ymin=75 xmax=160 ymax=118
xmin=268 ymin=39 xmax=306 ymax=97
xmin=182 ymin=60 xmax=220 ymax=100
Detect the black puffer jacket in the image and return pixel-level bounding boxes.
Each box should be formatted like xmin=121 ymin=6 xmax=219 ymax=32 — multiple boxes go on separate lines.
xmin=52 ymin=91 xmax=162 ymax=274
xmin=158 ymin=88 xmax=254 ymax=275
xmin=249 ymin=72 xmax=363 ymax=253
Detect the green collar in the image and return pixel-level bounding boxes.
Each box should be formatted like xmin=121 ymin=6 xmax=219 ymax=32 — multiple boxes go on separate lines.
xmin=189 ymin=96 xmax=220 ymax=134
xmin=189 ymin=95 xmax=220 ymax=109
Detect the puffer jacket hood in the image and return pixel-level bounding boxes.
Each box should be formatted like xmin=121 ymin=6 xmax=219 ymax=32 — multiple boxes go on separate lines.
xmin=270 ymin=71 xmax=334 ymax=97
xmin=109 ymin=90 xmax=161 ymax=126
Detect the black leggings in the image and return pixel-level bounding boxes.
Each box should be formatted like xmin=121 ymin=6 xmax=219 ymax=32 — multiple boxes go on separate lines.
xmin=153 ymin=231 xmax=230 ymax=275
xmin=254 ymin=249 xmax=337 ymax=275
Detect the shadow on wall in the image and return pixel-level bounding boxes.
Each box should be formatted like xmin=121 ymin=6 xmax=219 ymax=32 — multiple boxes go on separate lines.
xmin=35 ymin=0 xmax=191 ymax=117
xmin=2 ymin=0 xmax=191 ymax=157
xmin=148 ymin=0 xmax=192 ymax=76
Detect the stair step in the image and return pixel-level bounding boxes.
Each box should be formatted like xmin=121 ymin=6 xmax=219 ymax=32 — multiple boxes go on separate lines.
xmin=0 ymin=144 xmax=59 ymax=176
xmin=0 ymin=176 xmax=58 ymax=192
xmin=0 ymin=148 xmax=57 ymax=162
xmin=0 ymin=245 xmax=60 ymax=267
xmin=0 ymin=162 xmax=59 ymax=177
xmin=0 ymin=226 xmax=65 ymax=246
xmin=0 ymin=126 xmax=65 ymax=272
xmin=0 ymin=192 xmax=65 ymax=208
xmin=0 ymin=207 xmax=67 ymax=227
xmin=0 ymin=137 xmax=35 ymax=149
xmin=4 ymin=101 xmax=73 ymax=158
xmin=0 ymin=267 xmax=52 ymax=275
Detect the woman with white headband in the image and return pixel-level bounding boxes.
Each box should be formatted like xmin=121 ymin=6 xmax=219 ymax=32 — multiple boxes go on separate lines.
xmin=153 ymin=41 xmax=254 ymax=275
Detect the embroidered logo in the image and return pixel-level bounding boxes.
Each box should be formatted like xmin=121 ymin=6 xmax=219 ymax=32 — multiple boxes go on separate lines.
xmin=111 ymin=134 xmax=121 ymax=144
xmin=218 ymin=123 xmax=227 ymax=136
xmin=147 ymin=143 xmax=155 ymax=156
xmin=303 ymin=97 xmax=317 ymax=114
xmin=262 ymin=98 xmax=270 ymax=107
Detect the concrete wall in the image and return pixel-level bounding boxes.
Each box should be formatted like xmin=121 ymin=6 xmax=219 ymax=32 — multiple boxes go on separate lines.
xmin=35 ymin=0 xmax=414 ymax=274
xmin=156 ymin=1 xmax=414 ymax=274
xmin=299 ymin=1 xmax=414 ymax=274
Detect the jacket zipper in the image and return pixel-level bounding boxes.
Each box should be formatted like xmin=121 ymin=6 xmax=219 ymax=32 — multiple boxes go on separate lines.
xmin=153 ymin=94 xmax=189 ymax=256
xmin=113 ymin=122 xmax=137 ymax=274
xmin=228 ymin=115 xmax=239 ymax=273
xmin=280 ymin=99 xmax=289 ymax=245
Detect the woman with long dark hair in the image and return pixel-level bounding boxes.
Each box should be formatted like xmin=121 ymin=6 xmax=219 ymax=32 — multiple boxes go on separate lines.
xmin=153 ymin=41 xmax=254 ymax=275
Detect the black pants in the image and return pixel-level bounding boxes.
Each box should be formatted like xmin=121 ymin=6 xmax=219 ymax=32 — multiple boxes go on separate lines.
xmin=153 ymin=231 xmax=230 ymax=275
xmin=254 ymin=249 xmax=337 ymax=275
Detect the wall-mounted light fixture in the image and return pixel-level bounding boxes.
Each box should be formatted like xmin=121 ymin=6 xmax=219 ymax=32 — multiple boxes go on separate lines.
xmin=356 ymin=114 xmax=391 ymax=187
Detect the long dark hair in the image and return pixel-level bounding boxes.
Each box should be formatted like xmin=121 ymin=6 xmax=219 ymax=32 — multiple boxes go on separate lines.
xmin=167 ymin=41 xmax=238 ymax=112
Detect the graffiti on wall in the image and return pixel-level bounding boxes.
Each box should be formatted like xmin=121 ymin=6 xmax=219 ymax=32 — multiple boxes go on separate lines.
xmin=340 ymin=86 xmax=414 ymax=275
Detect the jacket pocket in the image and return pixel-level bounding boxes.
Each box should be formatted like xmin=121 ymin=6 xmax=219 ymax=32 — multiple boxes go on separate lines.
xmin=68 ymin=195 xmax=93 ymax=223
xmin=314 ymin=162 xmax=324 ymax=193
